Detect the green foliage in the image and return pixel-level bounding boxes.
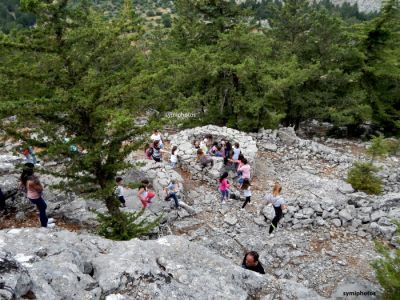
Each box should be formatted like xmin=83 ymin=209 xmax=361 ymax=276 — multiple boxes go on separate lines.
xmin=97 ymin=208 xmax=161 ymax=241
xmin=385 ymin=138 xmax=400 ymax=155
xmin=371 ymin=221 xmax=400 ymax=300
xmin=161 ymin=13 xmax=172 ymax=28
xmin=347 ymin=162 xmax=382 ymax=194
xmin=0 ymin=0 xmax=148 ymax=215
xmin=367 ymin=135 xmax=390 ymax=161
xmin=0 ymin=0 xmax=35 ymax=33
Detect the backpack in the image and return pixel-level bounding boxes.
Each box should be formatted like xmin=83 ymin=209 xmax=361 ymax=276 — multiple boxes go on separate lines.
xmin=147 ymin=147 xmax=154 ymax=157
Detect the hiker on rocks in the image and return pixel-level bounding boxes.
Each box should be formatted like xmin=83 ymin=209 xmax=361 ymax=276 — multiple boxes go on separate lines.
xmin=20 ymin=167 xmax=55 ymax=228
xmin=241 ymin=251 xmax=265 ymax=274
xmin=237 ymin=158 xmax=251 ymax=184
xmin=232 ymin=142 xmax=241 ymax=162
xmin=193 ymin=140 xmax=200 ymax=150
xmin=224 ymin=140 xmax=232 ymax=159
xmin=170 ymin=146 xmax=178 ymax=169
xmin=200 ymin=139 xmax=208 ymax=154
xmin=209 ymin=142 xmax=219 ymax=156
xmin=149 ymin=140 xmax=163 ymax=162
xmin=215 ymin=145 xmax=224 ymax=157
xmin=144 ymin=143 xmax=153 ymax=160
xmin=219 ymin=172 xmax=230 ymax=204
xmin=151 ymin=129 xmax=164 ymax=149
xmin=240 ymin=178 xmax=252 ymax=209
xmin=164 ymin=179 xmax=180 ymax=209
xmin=115 ymin=177 xmax=126 ymax=208
xmin=137 ymin=179 xmax=156 ymax=209
xmin=205 ymin=134 xmax=213 ymax=148
xmin=264 ymin=182 xmax=288 ymax=235
xmin=196 ymin=149 xmax=214 ymax=169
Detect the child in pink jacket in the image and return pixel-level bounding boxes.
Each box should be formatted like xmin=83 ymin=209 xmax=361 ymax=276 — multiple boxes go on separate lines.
xmin=219 ymin=172 xmax=230 ymax=204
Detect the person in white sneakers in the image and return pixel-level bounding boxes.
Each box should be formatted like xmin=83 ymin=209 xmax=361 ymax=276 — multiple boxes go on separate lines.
xmin=21 ymin=167 xmax=55 ymax=228
xmin=264 ymin=182 xmax=287 ymax=235
xmin=240 ymin=179 xmax=252 ymax=209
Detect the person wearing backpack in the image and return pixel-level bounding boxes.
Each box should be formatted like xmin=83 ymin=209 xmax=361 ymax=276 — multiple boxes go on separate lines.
xmin=263 ymin=182 xmax=288 ymax=236
xmin=144 ymin=143 xmax=153 ymax=160
xmin=151 ymin=140 xmax=162 ymax=162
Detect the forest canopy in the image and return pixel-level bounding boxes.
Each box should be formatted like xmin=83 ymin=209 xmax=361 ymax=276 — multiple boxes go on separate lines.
xmin=0 ymin=0 xmax=399 ymax=136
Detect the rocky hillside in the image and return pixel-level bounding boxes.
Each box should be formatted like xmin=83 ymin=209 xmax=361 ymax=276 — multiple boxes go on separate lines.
xmin=1 ymin=125 xmax=399 ymax=299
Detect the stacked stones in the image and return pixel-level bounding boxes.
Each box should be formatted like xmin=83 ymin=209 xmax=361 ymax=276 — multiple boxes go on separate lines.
xmin=169 ymin=125 xmax=258 ymax=185
xmin=261 ymin=191 xmax=400 ymax=245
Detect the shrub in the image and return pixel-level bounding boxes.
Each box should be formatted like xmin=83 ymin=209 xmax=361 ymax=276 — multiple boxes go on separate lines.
xmin=347 ymin=161 xmax=382 ymax=194
xmin=97 ymin=209 xmax=161 ymax=241
xmin=386 ymin=138 xmax=400 ymax=156
xmin=371 ymin=221 xmax=400 ymax=300
xmin=367 ymin=135 xmax=389 ymax=162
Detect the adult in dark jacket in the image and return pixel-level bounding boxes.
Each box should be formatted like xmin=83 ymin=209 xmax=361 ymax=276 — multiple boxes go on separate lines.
xmin=242 ymin=251 xmax=265 ymax=274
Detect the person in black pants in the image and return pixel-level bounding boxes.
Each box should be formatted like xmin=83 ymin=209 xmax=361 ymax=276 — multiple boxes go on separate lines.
xmin=241 ymin=251 xmax=265 ymax=274
xmin=0 ymin=188 xmax=5 ymax=211
xmin=240 ymin=179 xmax=252 ymax=209
xmin=263 ymin=182 xmax=288 ymax=235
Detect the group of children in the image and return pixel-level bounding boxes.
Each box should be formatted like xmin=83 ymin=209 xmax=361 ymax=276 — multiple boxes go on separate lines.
xmin=144 ymin=129 xmax=178 ymax=169
xmin=143 ymin=131 xmax=288 ymax=235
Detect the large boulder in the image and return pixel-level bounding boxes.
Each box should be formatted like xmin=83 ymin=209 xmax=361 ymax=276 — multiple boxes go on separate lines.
xmin=0 ymin=228 xmax=291 ymax=299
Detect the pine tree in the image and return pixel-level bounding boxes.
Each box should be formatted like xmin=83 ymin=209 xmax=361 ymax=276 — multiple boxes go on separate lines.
xmin=0 ymin=0 xmax=148 ymax=216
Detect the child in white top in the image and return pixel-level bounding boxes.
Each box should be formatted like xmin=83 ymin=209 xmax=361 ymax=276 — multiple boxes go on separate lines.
xmin=240 ymin=178 xmax=252 ymax=209
xmin=170 ymin=146 xmax=178 ymax=169
xmin=115 ymin=177 xmax=126 ymax=207
xmin=151 ymin=129 xmax=163 ymax=148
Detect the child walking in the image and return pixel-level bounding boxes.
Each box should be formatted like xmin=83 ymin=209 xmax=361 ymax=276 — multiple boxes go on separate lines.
xmin=115 ymin=177 xmax=126 ymax=207
xmin=219 ymin=172 xmax=230 ymax=204
xmin=164 ymin=179 xmax=180 ymax=209
xmin=137 ymin=179 xmax=156 ymax=208
xmin=240 ymin=178 xmax=252 ymax=209
xmin=263 ymin=182 xmax=288 ymax=235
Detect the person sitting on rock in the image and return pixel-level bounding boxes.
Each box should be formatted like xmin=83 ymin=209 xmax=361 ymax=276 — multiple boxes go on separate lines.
xmin=193 ymin=140 xmax=200 ymax=150
xmin=209 ymin=142 xmax=219 ymax=156
xmin=137 ymin=179 xmax=155 ymax=209
xmin=200 ymin=139 xmax=208 ymax=154
xmin=263 ymin=182 xmax=288 ymax=236
xmin=242 ymin=251 xmax=265 ymax=274
xmin=196 ymin=149 xmax=214 ymax=169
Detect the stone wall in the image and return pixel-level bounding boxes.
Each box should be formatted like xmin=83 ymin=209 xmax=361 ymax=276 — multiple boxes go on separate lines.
xmin=169 ymin=125 xmax=258 ymax=185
